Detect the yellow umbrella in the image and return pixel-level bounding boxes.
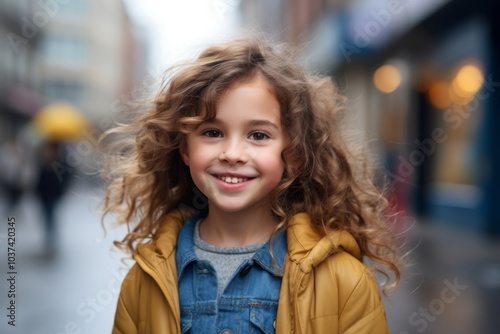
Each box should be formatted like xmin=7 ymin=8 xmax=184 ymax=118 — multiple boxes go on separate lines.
xmin=33 ymin=102 xmax=90 ymax=141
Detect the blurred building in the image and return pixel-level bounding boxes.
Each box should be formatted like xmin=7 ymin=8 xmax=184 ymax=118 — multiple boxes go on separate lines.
xmin=0 ymin=1 xmax=43 ymax=141
xmin=0 ymin=0 xmax=149 ymax=141
xmin=239 ymin=0 xmax=326 ymax=42
xmin=239 ymin=0 xmax=500 ymax=235
xmin=35 ymin=0 xmax=148 ymax=124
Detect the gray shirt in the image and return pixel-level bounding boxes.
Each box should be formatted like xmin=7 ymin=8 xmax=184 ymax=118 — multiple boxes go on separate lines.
xmin=193 ymin=219 xmax=266 ymax=297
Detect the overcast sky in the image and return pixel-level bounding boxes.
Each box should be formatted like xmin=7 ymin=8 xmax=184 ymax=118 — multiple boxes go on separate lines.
xmin=124 ymin=0 xmax=241 ymax=76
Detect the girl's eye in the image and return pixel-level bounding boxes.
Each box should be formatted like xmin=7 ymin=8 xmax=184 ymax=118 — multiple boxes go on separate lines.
xmin=202 ymin=129 xmax=222 ymax=138
xmin=249 ymin=132 xmax=269 ymax=141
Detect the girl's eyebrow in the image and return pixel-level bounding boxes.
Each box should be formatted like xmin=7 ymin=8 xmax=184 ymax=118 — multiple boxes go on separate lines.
xmin=203 ymin=118 xmax=280 ymax=131
xmin=246 ymin=119 xmax=280 ymax=131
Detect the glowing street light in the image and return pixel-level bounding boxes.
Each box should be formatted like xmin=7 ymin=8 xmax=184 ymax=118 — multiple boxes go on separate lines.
xmin=373 ymin=64 xmax=401 ymax=94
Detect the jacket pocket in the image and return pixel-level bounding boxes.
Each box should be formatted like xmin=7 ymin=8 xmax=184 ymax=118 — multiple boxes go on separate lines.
xmin=181 ymin=311 xmax=192 ymax=334
xmin=249 ymin=302 xmax=278 ymax=334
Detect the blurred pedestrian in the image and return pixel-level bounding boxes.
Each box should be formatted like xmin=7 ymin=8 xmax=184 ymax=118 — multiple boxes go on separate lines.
xmin=103 ymin=37 xmax=402 ymax=333
xmin=34 ymin=141 xmax=71 ymax=255
xmin=0 ymin=137 xmax=35 ymax=213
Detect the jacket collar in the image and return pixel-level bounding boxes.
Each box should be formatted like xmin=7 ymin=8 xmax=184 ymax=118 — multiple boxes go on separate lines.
xmin=133 ymin=209 xmax=192 ymax=326
xmin=253 ymin=228 xmax=286 ymax=276
xmin=175 ymin=212 xmax=201 ymax=279
xmin=135 ymin=209 xmax=189 ymax=262
xmin=175 ymin=212 xmax=287 ymax=279
xmin=286 ymin=213 xmax=362 ymax=273
xmin=135 ymin=210 xmax=361 ymax=276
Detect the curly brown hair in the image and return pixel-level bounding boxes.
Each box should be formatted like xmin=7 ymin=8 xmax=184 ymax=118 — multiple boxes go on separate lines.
xmin=100 ymin=36 xmax=402 ymax=292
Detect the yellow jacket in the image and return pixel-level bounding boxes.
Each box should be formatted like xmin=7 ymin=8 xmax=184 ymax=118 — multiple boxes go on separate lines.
xmin=113 ymin=210 xmax=390 ymax=333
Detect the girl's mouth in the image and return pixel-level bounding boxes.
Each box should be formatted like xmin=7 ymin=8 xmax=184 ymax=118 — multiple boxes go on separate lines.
xmin=216 ymin=175 xmax=252 ymax=184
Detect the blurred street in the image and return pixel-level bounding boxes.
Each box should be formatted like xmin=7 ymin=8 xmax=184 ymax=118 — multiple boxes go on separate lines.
xmin=0 ymin=180 xmax=499 ymax=333
xmin=385 ymin=218 xmax=500 ymax=334
xmin=0 ymin=179 xmax=128 ymax=334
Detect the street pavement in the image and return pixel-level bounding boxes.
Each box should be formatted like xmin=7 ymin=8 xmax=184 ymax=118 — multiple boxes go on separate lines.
xmin=1 ymin=180 xmax=499 ymax=333
xmin=384 ymin=216 xmax=500 ymax=334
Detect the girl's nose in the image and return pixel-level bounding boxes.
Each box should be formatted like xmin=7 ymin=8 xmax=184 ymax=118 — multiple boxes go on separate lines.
xmin=219 ymin=140 xmax=248 ymax=164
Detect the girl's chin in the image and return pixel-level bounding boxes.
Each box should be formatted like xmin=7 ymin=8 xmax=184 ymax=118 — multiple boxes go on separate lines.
xmin=207 ymin=200 xmax=259 ymax=214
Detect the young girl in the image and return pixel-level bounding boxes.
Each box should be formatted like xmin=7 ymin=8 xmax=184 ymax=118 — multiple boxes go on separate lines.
xmin=101 ymin=36 xmax=401 ymax=334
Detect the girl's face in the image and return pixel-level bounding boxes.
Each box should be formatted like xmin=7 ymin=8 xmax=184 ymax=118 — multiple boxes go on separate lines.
xmin=181 ymin=74 xmax=288 ymax=215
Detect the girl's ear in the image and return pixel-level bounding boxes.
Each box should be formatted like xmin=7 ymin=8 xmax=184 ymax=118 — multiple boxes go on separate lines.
xmin=179 ymin=139 xmax=190 ymax=166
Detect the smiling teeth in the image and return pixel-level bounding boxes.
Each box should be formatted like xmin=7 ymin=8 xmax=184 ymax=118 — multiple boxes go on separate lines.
xmin=217 ymin=176 xmax=248 ymax=183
